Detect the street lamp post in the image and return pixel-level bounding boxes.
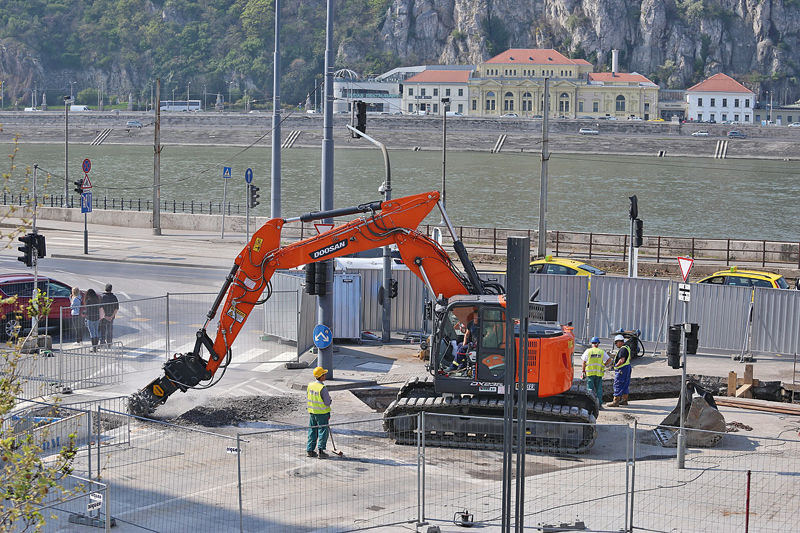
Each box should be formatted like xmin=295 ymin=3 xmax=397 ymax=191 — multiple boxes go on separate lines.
xmin=203 ymin=84 xmax=206 ymax=112
xmin=441 ymin=97 xmax=450 ymax=214
xmin=186 ymin=82 xmax=190 ymax=111
xmin=64 ymin=96 xmax=72 ymax=207
xmin=172 ymin=88 xmax=176 ymax=106
xmin=69 ymin=81 xmax=76 ymax=100
xmin=228 ymin=81 xmax=234 ymax=111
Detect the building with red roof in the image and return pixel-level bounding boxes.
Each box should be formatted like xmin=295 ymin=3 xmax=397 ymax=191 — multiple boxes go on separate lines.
xmin=686 ymin=73 xmax=754 ymax=124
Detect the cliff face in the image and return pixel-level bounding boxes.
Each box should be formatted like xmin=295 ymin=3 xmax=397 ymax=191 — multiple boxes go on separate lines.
xmin=375 ymin=0 xmax=800 ymax=95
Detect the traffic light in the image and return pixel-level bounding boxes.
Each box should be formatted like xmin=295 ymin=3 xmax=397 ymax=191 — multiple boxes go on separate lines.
xmin=17 ymin=233 xmax=35 ymax=267
xmin=35 ymin=234 xmax=46 ymax=258
xmin=389 ymin=279 xmax=398 ymax=299
xmin=628 ymin=195 xmax=638 ymax=220
xmin=633 ymin=218 xmax=643 ymax=247
xmin=248 ymin=184 xmax=260 ymax=209
xmin=73 ymin=179 xmax=84 ymax=195
xmin=315 ymin=262 xmax=327 ymax=297
xmin=666 ymin=325 xmax=682 ymax=369
xmin=304 ymin=263 xmax=317 ymax=295
xmin=355 ymin=101 xmax=367 ymax=135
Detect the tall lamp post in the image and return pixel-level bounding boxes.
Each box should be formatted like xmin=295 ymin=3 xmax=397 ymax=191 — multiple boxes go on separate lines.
xmin=63 ymin=95 xmax=72 ymax=207
xmin=203 ymin=84 xmax=207 ymax=112
xmin=186 ymin=82 xmax=191 ymax=111
xmin=228 ymin=81 xmax=234 ymax=111
xmin=441 ymin=97 xmax=450 ymax=216
xmin=69 ymin=81 xmax=76 ymax=100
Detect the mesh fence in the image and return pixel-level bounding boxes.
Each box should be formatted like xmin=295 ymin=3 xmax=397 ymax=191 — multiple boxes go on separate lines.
xmin=95 ymin=408 xmax=241 ymax=533
xmin=632 ymin=423 xmax=800 ymax=533
xmin=238 ymin=416 xmax=421 ymax=532
xmin=34 ymin=476 xmax=111 ymax=533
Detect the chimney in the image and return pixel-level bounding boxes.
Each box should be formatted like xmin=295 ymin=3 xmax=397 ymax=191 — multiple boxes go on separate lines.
xmin=611 ymin=49 xmax=619 ymax=76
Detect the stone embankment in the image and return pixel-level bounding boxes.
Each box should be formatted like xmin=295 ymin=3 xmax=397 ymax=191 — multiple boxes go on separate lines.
xmin=2 ymin=111 xmax=799 ymax=160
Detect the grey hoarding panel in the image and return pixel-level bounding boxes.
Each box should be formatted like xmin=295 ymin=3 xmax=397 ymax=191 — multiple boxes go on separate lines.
xmin=590 ymin=277 xmax=671 ymax=343
xmin=333 ymin=274 xmax=362 ymax=340
xmin=273 ymin=271 xmax=314 ymax=357
xmin=751 ymin=288 xmax=800 ymax=355
xmin=670 ymin=282 xmax=752 ymax=352
xmin=353 ymin=268 xmax=423 ymax=333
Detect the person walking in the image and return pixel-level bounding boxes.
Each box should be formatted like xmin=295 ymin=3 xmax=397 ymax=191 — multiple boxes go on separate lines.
xmin=99 ymin=284 xmax=119 ymax=345
xmin=84 ymin=288 xmax=101 ymax=352
xmin=306 ymin=366 xmax=332 ymax=459
xmin=581 ymin=336 xmax=610 ymax=406
xmin=69 ymin=287 xmax=84 ymax=343
xmin=608 ymin=334 xmax=632 ymax=407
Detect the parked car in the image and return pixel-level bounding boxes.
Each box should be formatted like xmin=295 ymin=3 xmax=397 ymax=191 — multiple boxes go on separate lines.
xmin=125 ymin=120 xmax=143 ymax=128
xmin=0 ymin=274 xmax=76 ymax=339
xmin=787 ymin=122 xmax=800 ymax=128
xmin=531 ymin=115 xmax=543 ymax=119
xmin=579 ymin=127 xmax=599 ymax=135
xmin=691 ymin=131 xmax=710 ymax=137
xmin=628 ymin=117 xmax=643 ymax=121
xmin=445 ymin=111 xmax=464 ymax=117
xmin=529 ymin=256 xmax=606 ymax=277
xmin=727 ymin=130 xmax=747 ymax=139
xmin=697 ymin=268 xmax=791 ymax=289
xmin=500 ymin=113 xmax=518 ymax=118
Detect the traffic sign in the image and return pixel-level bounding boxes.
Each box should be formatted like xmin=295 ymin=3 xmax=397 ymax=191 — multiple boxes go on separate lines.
xmin=313 ymin=324 xmax=333 ymax=349
xmin=89 ymin=492 xmax=103 ymax=503
xmin=678 ymin=283 xmax=691 ymax=302
xmin=314 ymin=223 xmax=334 ymax=234
xmin=223 ymin=166 xmax=232 ymax=179
xmin=82 ymin=159 xmax=91 ymax=173
xmin=81 ymin=191 xmax=92 ymax=213
xmin=677 ymin=256 xmax=694 ymax=282
xmin=245 ymin=168 xmax=253 ymax=184
xmin=81 ymin=174 xmax=92 ymax=189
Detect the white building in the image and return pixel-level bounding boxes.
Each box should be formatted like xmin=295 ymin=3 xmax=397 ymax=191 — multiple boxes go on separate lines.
xmin=686 ymin=73 xmax=754 ymax=123
xmin=401 ymin=69 xmax=472 ymax=115
xmin=332 ymin=70 xmax=402 ymax=114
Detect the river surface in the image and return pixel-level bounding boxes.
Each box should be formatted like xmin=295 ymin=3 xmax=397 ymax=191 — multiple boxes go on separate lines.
xmin=5 ymin=143 xmax=799 ymax=241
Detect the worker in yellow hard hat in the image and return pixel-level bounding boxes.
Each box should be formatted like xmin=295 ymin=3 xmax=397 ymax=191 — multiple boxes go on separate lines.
xmin=306 ymin=366 xmax=332 ymax=458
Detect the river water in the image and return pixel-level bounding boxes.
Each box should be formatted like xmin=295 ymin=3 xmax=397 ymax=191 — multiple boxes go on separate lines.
xmin=6 ymin=143 xmax=799 ymax=241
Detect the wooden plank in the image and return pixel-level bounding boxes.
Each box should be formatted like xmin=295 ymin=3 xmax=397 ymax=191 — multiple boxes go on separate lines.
xmin=735 ymin=377 xmax=760 ymax=386
xmin=715 ymin=397 xmax=800 ymax=415
xmin=744 ymin=364 xmax=754 ymax=385
xmin=727 ymin=371 xmax=737 ymax=397
xmin=735 ymin=383 xmax=753 ymax=399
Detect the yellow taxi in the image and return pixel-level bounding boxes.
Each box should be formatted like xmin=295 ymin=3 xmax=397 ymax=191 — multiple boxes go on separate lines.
xmin=529 ymin=256 xmax=606 ymax=277
xmin=697 ymin=267 xmax=790 ymax=289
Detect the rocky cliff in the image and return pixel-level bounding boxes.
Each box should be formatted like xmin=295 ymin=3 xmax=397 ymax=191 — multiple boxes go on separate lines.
xmin=375 ymin=0 xmax=800 ymax=96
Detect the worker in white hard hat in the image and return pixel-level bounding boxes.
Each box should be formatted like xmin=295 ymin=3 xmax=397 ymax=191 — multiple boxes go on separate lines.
xmin=607 ymin=334 xmax=632 ymax=407
xmin=306 ymin=366 xmax=332 ymax=458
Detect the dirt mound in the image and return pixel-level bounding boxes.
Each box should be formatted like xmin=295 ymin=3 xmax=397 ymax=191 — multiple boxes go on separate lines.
xmin=174 ymin=395 xmax=302 ymax=427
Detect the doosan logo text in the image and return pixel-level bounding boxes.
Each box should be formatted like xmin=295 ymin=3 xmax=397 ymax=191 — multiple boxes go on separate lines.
xmin=310 ymin=240 xmax=347 ymax=259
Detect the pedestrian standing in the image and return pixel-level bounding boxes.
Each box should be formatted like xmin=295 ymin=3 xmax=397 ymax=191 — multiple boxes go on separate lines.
xmin=306 ymin=366 xmax=331 ymax=459
xmin=608 ymin=334 xmax=632 ymax=407
xmin=581 ymin=336 xmax=610 ymax=406
xmin=99 ymin=284 xmax=119 ymax=345
xmin=84 ymin=288 xmax=101 ymax=352
xmin=70 ymin=287 xmax=84 ymax=343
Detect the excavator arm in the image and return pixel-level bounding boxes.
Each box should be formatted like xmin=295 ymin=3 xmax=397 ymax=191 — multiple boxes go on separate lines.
xmin=128 ymin=191 xmax=483 ymax=416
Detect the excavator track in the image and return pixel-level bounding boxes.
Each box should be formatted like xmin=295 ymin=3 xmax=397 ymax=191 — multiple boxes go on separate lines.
xmin=383 ymin=378 xmax=598 ymax=454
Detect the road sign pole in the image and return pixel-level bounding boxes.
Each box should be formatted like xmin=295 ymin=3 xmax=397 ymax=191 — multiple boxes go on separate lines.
xmin=245 ymin=182 xmax=250 ymax=243
xmin=221 ymin=178 xmax=227 ymax=239
xmin=84 ymin=212 xmax=88 ymax=254
xmin=677 ymin=298 xmax=688 ymax=469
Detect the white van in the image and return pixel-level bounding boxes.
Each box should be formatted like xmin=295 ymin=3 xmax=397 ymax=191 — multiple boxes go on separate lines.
xmin=70 ymin=105 xmax=90 ymax=111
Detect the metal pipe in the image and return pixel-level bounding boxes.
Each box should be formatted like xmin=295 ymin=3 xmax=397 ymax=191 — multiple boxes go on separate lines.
xmin=271 ymin=0 xmax=282 ymax=218
xmin=537 ymin=78 xmax=550 ymax=257
xmin=153 ymin=78 xmax=162 ymax=235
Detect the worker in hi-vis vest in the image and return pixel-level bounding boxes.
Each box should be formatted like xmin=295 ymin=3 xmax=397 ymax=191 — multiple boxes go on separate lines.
xmin=581 ymin=336 xmax=611 ymax=407
xmin=608 ymin=335 xmax=632 ymax=407
xmin=307 ymin=366 xmax=332 ymax=459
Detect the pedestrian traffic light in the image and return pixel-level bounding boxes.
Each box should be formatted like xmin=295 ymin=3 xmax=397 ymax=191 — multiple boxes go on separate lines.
xmin=17 ymin=233 xmax=35 ymax=267
xmin=628 ymin=195 xmax=638 ymax=220
xmin=73 ymin=179 xmax=84 ymax=195
xmin=355 ymin=101 xmax=367 ymax=135
xmin=633 ymin=218 xmax=643 ymax=247
xmin=389 ymin=279 xmax=398 ymax=299
xmin=248 ymin=184 xmax=260 ymax=209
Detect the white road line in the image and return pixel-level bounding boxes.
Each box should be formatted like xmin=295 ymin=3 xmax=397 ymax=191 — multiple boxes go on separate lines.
xmin=120 ymin=291 xmax=130 ymax=299
xmin=140 ymin=340 xmax=167 ymax=351
xmin=89 ymin=277 xmax=104 ymax=285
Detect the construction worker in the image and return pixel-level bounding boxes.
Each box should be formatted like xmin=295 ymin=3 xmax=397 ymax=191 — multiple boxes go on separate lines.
xmin=306 ymin=366 xmax=332 ymax=459
xmin=608 ymin=334 xmax=632 ymax=407
xmin=581 ymin=337 xmax=610 ymax=406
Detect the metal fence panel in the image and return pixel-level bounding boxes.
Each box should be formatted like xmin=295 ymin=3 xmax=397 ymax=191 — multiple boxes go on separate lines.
xmin=751 ymin=287 xmax=800 ymax=355
xmin=590 ymin=276 xmax=672 ymax=343
xmin=332 ymin=273 xmax=362 ymax=340
xmin=671 ymin=282 xmax=752 ymax=352
xmin=262 ymin=290 xmax=299 ymax=342
xmin=633 ymin=424 xmax=800 ymax=533
xmin=238 ymin=417 xmax=419 ymax=531
xmin=353 ymin=268 xmax=424 ymax=333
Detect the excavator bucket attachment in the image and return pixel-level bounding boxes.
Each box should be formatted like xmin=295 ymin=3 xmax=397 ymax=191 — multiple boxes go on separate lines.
xmin=654 ymin=382 xmax=726 ymax=447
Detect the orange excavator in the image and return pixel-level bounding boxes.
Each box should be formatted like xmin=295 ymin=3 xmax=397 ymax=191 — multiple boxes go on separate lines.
xmin=129 ymin=191 xmax=597 ymax=452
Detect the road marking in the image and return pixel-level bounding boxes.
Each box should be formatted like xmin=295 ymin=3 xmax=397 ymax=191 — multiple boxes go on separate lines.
xmin=252 ymin=351 xmax=297 ymax=373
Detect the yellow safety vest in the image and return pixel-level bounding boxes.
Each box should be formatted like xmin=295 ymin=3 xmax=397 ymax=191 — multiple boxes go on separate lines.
xmin=615 ymin=345 xmax=631 ymax=369
xmin=307 ymin=381 xmax=331 ymax=414
xmin=585 ymin=347 xmax=606 ymax=377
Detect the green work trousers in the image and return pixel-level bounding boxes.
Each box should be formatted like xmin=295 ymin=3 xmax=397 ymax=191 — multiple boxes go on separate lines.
xmin=307 ymin=413 xmax=330 ymax=452
xmin=587 ymin=375 xmax=603 ymax=403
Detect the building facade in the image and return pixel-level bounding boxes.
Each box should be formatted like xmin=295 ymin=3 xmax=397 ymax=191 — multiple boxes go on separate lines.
xmin=332 ymin=71 xmax=402 ymax=114
xmin=400 ymin=69 xmax=472 ymax=115
xmin=686 ymin=73 xmax=754 ymax=123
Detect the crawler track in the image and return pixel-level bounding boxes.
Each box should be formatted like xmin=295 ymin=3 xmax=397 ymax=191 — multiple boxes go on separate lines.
xmin=383 ymin=377 xmax=598 ymax=454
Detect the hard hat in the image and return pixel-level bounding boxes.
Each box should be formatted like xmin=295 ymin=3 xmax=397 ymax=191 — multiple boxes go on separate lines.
xmin=614 ymin=334 xmax=625 ymax=342
xmin=590 ymin=336 xmax=600 ymax=344
xmin=313 ymin=366 xmax=328 ymax=379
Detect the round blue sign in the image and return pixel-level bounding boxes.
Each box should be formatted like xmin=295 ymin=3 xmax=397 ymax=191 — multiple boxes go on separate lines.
xmin=245 ymin=168 xmax=253 ymax=184
xmin=82 ymin=159 xmax=91 ymax=173
xmin=313 ymin=324 xmax=333 ymax=349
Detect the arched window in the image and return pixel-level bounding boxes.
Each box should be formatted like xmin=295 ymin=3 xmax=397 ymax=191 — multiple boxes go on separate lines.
xmin=485 ymin=91 xmax=496 ymax=111
xmin=558 ymin=92 xmax=570 ymax=113
xmin=504 ymin=91 xmax=514 ymax=111
xmin=522 ymin=92 xmax=532 ymax=112
xmin=616 ymin=95 xmax=626 ymax=112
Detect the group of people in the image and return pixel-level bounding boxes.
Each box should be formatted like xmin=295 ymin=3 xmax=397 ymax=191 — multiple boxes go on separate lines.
xmin=68 ymin=283 xmax=119 ymax=352
xmin=580 ymin=334 xmax=632 ymax=408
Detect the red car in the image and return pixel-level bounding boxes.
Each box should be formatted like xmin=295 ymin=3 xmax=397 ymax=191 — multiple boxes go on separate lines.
xmin=0 ymin=273 xmax=75 ymax=339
